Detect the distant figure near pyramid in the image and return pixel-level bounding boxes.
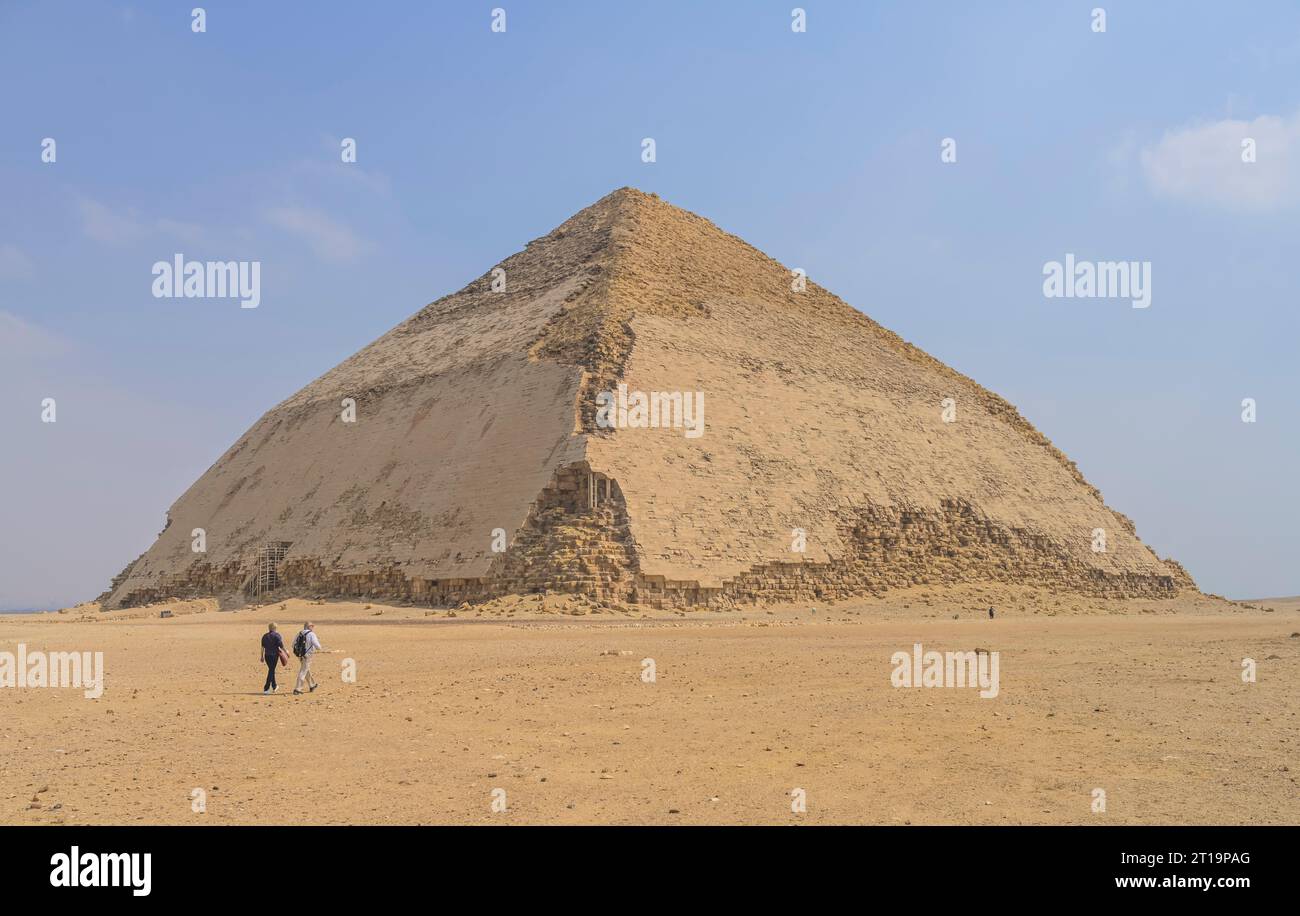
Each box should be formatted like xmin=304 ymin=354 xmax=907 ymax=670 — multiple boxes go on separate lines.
xmin=102 ymin=188 xmax=1194 ymax=609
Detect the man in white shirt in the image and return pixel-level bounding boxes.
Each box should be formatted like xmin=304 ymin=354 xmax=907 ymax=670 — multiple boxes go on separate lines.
xmin=292 ymin=621 xmax=324 ymax=695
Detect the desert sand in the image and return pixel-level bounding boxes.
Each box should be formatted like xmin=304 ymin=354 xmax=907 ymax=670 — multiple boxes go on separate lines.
xmin=2 ymin=586 xmax=1295 ymax=825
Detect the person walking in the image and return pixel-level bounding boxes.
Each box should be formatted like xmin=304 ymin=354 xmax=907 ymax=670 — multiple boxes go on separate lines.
xmin=292 ymin=621 xmax=324 ymax=695
xmin=260 ymin=622 xmax=286 ymax=694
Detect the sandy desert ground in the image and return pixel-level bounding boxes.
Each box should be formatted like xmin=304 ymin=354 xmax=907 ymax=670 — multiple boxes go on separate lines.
xmin=1 ymin=585 xmax=1296 ymax=825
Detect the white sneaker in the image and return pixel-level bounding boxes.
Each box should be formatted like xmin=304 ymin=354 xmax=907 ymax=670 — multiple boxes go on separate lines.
xmin=262 ymin=689 xmax=270 ymax=695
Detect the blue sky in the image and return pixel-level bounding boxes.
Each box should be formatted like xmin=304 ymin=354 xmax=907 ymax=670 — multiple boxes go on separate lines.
xmin=2 ymin=0 xmax=1298 ymax=608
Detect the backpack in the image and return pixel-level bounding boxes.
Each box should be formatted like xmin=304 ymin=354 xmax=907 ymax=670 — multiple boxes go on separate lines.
xmin=292 ymin=630 xmax=309 ymax=658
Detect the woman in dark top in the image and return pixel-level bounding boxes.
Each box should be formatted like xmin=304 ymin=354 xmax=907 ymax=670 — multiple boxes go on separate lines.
xmin=260 ymin=623 xmax=285 ymax=694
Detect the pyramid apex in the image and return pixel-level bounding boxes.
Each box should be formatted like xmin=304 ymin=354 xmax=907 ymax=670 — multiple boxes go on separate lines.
xmin=589 ymin=185 xmax=665 ymax=211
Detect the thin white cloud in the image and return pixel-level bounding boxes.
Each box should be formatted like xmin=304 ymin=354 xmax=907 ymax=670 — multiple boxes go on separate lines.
xmin=302 ymin=139 xmax=392 ymax=196
xmin=299 ymin=158 xmax=392 ymax=196
xmin=0 ymin=244 xmax=35 ymax=280
xmin=0 ymin=311 xmax=70 ymax=360
xmin=154 ymin=217 xmax=210 ymax=244
xmin=77 ymin=198 xmax=208 ymax=246
xmin=78 ymin=198 xmax=146 ymax=245
xmin=1138 ymin=111 xmax=1300 ymax=210
xmin=264 ymin=206 xmax=371 ymax=262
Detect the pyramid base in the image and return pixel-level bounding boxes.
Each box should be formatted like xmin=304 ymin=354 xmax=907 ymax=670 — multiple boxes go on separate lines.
xmin=103 ymin=483 xmax=1192 ymax=611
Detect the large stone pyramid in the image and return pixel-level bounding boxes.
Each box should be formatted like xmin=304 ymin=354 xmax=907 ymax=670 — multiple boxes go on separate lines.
xmin=102 ymin=188 xmax=1193 ymax=609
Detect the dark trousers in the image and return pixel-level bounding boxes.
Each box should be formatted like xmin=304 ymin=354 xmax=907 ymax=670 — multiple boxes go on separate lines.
xmin=264 ymin=658 xmax=278 ymax=691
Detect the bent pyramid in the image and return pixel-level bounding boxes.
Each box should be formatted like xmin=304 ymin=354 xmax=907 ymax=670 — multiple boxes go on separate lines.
xmin=103 ymin=188 xmax=1193 ymax=609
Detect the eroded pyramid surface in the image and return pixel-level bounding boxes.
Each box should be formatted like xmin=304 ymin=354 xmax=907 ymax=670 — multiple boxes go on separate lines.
xmin=103 ymin=188 xmax=1192 ymax=609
